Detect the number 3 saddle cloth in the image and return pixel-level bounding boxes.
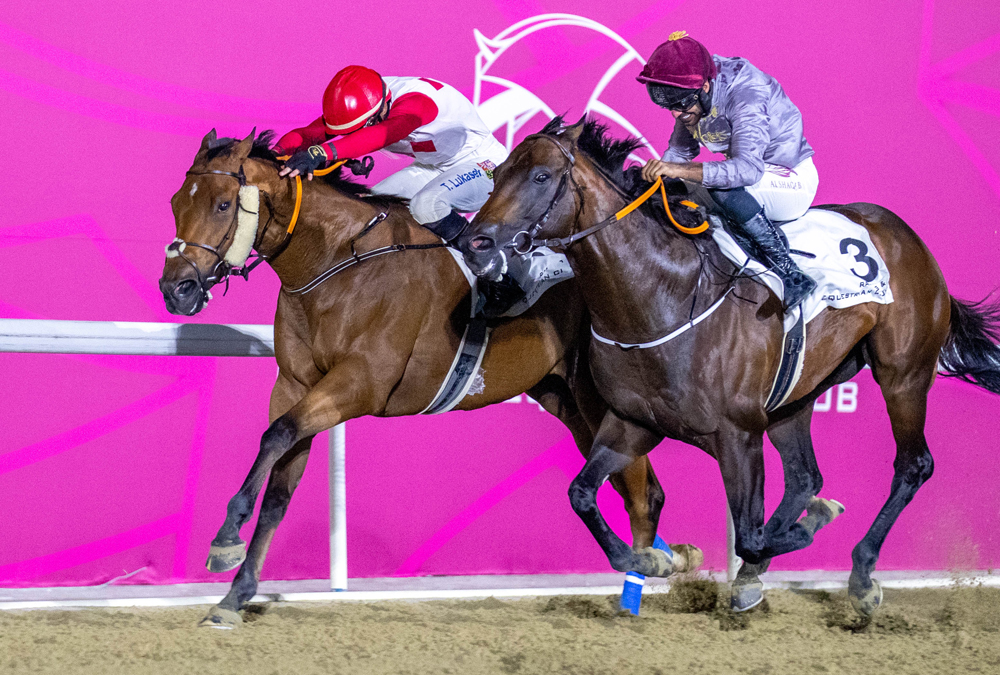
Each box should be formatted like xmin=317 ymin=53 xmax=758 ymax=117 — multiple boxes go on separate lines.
xmin=712 ymin=208 xmax=895 ymax=333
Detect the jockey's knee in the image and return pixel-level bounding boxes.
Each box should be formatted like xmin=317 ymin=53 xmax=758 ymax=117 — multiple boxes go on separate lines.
xmin=710 ymin=187 xmax=762 ymax=224
xmin=409 ymin=189 xmax=452 ymax=225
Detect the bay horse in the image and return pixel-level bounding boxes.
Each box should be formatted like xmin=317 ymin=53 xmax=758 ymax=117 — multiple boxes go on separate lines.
xmin=159 ymin=130 xmax=700 ymax=628
xmin=459 ymin=116 xmax=1000 ymax=616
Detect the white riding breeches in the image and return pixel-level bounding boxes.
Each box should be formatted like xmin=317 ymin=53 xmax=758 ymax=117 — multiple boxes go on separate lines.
xmin=746 ymin=156 xmax=819 ymax=222
xmin=372 ymin=144 xmax=509 ymax=224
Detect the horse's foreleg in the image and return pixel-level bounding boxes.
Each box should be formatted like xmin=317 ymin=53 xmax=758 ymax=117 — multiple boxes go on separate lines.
xmin=528 ymin=377 xmax=667 ymax=557
xmin=569 ymin=410 xmax=675 ymax=577
xmin=200 ymin=440 xmax=312 ymax=628
xmin=207 ymin=364 xmax=375 ymax=574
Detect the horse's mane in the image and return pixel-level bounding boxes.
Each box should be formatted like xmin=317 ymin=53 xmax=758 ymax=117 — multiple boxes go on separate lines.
xmin=539 ymin=116 xmax=644 ymax=195
xmin=203 ymin=131 xmax=408 ymax=209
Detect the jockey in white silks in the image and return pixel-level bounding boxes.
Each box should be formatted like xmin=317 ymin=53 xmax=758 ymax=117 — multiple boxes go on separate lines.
xmin=277 ymin=65 xmax=507 ymax=243
xmin=277 ymin=65 xmax=571 ymax=316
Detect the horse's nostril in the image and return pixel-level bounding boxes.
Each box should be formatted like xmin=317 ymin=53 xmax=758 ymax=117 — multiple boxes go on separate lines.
xmin=175 ymin=280 xmax=198 ymax=298
xmin=470 ymin=236 xmax=495 ymax=252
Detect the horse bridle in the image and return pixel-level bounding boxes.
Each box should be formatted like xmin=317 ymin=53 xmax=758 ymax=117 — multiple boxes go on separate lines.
xmin=505 ymin=134 xmax=646 ymax=255
xmin=169 ymin=164 xmax=291 ymax=295
xmin=507 ymin=134 xmax=579 ymax=255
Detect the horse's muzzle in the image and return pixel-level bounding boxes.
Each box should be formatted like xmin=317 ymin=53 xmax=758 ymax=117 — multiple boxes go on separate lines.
xmin=160 ymin=276 xmax=209 ymax=316
xmin=458 ymin=233 xmax=505 ymax=281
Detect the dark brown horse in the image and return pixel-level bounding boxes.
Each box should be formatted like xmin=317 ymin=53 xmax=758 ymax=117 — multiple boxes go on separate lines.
xmin=459 ymin=117 xmax=1000 ymax=616
xmin=160 ymin=130 xmax=700 ymax=628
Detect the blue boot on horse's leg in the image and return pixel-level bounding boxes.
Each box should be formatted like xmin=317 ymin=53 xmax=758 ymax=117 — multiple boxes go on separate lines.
xmin=712 ymin=188 xmax=816 ymax=313
xmin=422 ymin=210 xmax=469 ymax=243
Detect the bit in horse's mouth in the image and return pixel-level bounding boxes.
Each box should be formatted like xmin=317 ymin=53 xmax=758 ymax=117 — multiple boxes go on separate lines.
xmin=478 ymin=250 xmax=507 ymax=282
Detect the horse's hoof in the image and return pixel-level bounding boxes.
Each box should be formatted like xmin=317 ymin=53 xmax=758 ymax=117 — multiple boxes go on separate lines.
xmin=849 ymin=577 xmax=883 ymax=617
xmin=807 ymin=497 xmax=845 ymax=522
xmin=669 ymin=544 xmax=704 ymax=573
xmin=635 ymin=546 xmax=674 ymax=577
xmin=206 ymin=541 xmax=246 ymax=573
xmin=199 ymin=606 xmax=242 ymax=629
xmin=730 ymin=580 xmax=764 ymax=613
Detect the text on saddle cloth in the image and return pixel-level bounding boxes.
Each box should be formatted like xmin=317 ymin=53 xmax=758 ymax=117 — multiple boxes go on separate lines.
xmin=712 ymin=208 xmax=895 ymax=333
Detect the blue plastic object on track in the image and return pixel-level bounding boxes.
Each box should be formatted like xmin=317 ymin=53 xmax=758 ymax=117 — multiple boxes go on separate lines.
xmin=619 ymin=535 xmax=671 ymax=615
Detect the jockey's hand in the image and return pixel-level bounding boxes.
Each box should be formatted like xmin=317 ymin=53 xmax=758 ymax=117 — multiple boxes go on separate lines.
xmin=641 ymin=158 xmax=675 ymax=183
xmin=280 ymin=145 xmax=329 ymax=180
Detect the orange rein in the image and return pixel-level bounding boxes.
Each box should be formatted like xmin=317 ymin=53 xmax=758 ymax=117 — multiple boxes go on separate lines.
xmin=615 ymin=176 xmax=709 ymax=235
xmin=275 ymin=157 xmax=348 ymax=234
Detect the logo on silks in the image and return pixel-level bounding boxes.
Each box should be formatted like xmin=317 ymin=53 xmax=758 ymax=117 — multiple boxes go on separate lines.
xmin=476 ymin=159 xmax=497 ymax=179
xmin=472 ymin=14 xmax=660 ymax=164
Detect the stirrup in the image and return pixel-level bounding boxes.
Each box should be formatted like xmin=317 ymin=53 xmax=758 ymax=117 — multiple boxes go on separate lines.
xmin=781 ymin=269 xmax=817 ymax=312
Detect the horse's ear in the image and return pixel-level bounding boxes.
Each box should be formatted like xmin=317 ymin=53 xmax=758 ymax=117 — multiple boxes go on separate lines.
xmin=232 ymin=128 xmax=256 ymax=161
xmin=200 ymin=128 xmax=218 ymax=152
xmin=562 ymin=116 xmax=587 ymax=144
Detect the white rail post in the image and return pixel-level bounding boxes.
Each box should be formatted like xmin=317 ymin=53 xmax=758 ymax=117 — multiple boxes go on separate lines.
xmin=726 ymin=504 xmax=741 ymax=582
xmin=329 ymin=423 xmax=348 ymax=591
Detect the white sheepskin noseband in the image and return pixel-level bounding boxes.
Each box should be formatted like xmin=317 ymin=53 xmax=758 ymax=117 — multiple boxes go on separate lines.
xmin=224 ymin=185 xmax=259 ymax=267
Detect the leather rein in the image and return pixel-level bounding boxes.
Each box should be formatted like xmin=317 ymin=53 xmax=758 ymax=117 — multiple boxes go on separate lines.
xmin=506 ymin=134 xmax=708 ymax=256
xmin=172 ymin=159 xmax=447 ymax=297
xmin=509 ymin=133 xmax=742 ymax=351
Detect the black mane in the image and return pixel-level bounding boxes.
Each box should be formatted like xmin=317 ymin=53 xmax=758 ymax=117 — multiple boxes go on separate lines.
xmin=203 ymin=131 xmax=408 ymax=207
xmin=540 ymin=116 xmax=644 ymax=194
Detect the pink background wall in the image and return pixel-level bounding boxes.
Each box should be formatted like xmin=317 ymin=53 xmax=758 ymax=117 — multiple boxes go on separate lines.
xmin=1 ymin=1 xmax=998 ymax=587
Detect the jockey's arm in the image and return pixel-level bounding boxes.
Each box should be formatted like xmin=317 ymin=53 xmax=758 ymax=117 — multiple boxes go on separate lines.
xmin=643 ymin=86 xmax=769 ymax=188
xmin=273 ymin=117 xmax=328 ymax=156
xmin=642 ymin=118 xmax=702 ymax=183
xmin=320 ymin=93 xmax=438 ymax=160
xmin=279 ymin=93 xmax=439 ymax=179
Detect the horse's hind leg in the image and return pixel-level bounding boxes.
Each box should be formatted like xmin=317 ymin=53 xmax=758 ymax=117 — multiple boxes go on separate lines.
xmin=200 ymin=439 xmax=312 ymax=628
xmin=849 ymin=373 xmax=935 ymax=616
xmin=731 ymin=402 xmax=843 ymax=610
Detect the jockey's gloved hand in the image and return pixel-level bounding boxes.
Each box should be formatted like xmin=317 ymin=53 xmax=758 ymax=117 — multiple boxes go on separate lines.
xmin=282 ymin=145 xmax=329 ymax=178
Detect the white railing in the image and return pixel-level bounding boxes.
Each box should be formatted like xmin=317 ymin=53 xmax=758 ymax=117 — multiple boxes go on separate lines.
xmin=0 ymin=318 xmax=737 ymax=595
xmin=0 ymin=318 xmax=348 ymax=590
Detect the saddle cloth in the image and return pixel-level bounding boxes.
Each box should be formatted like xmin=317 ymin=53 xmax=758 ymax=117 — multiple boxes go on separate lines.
xmin=711 ymin=208 xmax=895 ymax=331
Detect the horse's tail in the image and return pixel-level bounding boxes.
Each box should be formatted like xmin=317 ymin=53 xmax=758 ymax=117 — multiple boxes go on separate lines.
xmin=938 ymin=295 xmax=1000 ymax=394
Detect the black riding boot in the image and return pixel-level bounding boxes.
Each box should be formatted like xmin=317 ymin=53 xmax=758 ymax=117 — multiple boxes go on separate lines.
xmin=422 ymin=210 xmax=469 ymax=243
xmin=731 ymin=211 xmax=817 ymax=313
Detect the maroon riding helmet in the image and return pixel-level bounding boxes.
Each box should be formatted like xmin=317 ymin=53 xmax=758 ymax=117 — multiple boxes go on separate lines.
xmin=637 ymin=31 xmax=717 ymax=110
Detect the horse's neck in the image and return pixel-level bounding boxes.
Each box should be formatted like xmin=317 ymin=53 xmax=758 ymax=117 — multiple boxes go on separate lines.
xmin=263 ymin=180 xmax=445 ymax=293
xmin=573 ymin=169 xmax=707 ymax=341
xmin=261 ymin=182 xmax=370 ymax=286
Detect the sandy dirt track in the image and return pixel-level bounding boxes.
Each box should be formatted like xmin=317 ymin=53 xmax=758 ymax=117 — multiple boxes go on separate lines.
xmin=3 ymin=582 xmax=1000 ymax=675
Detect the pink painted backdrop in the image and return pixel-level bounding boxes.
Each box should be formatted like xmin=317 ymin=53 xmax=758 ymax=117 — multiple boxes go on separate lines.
xmin=1 ymin=1 xmax=998 ymax=586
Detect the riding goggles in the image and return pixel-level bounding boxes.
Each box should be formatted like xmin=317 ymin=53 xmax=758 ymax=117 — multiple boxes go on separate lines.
xmin=646 ymin=83 xmax=701 ymax=111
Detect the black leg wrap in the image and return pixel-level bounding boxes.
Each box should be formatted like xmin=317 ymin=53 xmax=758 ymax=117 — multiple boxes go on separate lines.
xmin=422 ymin=210 xmax=469 ymax=243
xmin=728 ymin=211 xmax=816 ymax=312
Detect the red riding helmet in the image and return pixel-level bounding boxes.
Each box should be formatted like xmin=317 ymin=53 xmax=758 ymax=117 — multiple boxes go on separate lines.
xmin=322 ymin=65 xmax=389 ymax=135
xmin=636 ymin=31 xmax=717 ymax=89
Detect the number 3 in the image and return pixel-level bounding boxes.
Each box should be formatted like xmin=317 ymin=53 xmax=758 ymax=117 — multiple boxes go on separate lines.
xmin=839 ymin=238 xmax=879 ymax=282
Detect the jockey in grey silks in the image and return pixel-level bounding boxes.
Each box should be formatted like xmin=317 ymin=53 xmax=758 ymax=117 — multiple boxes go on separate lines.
xmin=638 ymin=31 xmax=818 ymax=313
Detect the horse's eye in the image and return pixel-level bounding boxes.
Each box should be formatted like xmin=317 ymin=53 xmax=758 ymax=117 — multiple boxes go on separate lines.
xmin=218 ymin=201 xmax=231 ymax=212
xmin=534 ymin=172 xmax=550 ymax=184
